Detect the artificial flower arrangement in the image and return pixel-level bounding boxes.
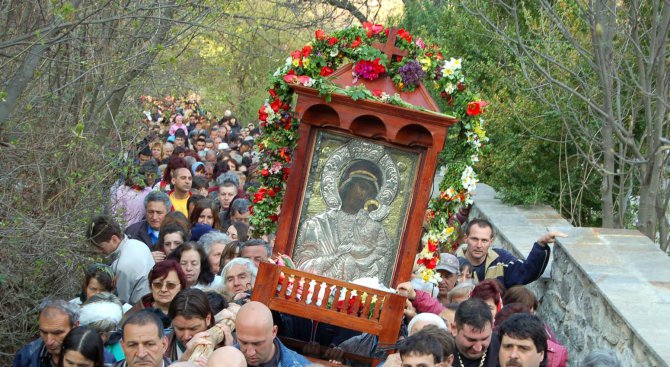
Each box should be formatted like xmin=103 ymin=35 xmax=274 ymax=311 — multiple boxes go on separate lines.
xmin=252 ymin=23 xmax=488 ymax=284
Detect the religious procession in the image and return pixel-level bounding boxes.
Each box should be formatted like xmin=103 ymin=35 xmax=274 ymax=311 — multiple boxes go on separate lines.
xmin=4 ymin=2 xmax=668 ymax=367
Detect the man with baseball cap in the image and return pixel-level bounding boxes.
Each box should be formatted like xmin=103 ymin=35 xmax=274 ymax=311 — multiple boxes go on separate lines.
xmin=435 ymin=253 xmax=460 ymax=304
xmin=398 ymin=253 xmax=461 ymax=313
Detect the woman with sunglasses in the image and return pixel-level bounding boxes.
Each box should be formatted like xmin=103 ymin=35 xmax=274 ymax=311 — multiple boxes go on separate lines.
xmin=124 ymin=260 xmax=188 ymax=328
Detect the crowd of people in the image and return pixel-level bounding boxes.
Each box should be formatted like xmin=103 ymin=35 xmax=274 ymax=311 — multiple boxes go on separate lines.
xmin=13 ymin=102 xmax=622 ymax=367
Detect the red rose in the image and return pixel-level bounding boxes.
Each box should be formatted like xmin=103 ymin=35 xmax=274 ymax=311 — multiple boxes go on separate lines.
xmin=328 ymin=37 xmax=338 ymax=46
xmin=371 ymin=89 xmax=383 ymax=98
xmin=466 ymin=101 xmax=488 ymax=116
xmin=395 ymin=56 xmax=403 ymax=62
xmin=302 ymin=45 xmax=312 ymax=57
xmin=291 ymin=50 xmax=301 ymax=60
xmin=261 ymin=169 xmax=270 ymax=177
xmin=253 ymin=190 xmax=265 ymax=203
xmin=457 ymin=82 xmax=466 ymax=91
xmin=351 ymin=36 xmax=361 ymax=48
xmin=269 ymin=214 xmax=279 ymax=222
xmin=315 ymin=29 xmax=326 ymax=41
xmin=268 ymin=89 xmax=276 ymax=98
xmin=320 ymin=66 xmax=334 ymax=76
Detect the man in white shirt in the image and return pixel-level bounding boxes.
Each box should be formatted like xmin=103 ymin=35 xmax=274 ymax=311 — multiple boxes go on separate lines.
xmin=87 ymin=215 xmax=155 ymax=305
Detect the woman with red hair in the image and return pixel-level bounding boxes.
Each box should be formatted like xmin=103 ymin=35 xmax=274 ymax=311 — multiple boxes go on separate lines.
xmin=470 ymin=279 xmax=504 ymax=319
xmin=124 ymin=260 xmax=188 ymax=328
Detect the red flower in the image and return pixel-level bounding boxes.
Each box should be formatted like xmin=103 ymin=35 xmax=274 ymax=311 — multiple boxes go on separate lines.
xmin=395 ymin=56 xmax=403 ymax=62
xmin=291 ymin=50 xmax=301 ymax=60
xmin=354 ymin=58 xmax=386 ymax=80
xmin=371 ymin=89 xmax=383 ymax=98
xmin=466 ymin=101 xmax=488 ymax=116
xmin=457 ymin=82 xmax=466 ymax=91
xmin=268 ymin=89 xmax=276 ymax=98
xmin=315 ymin=29 xmax=326 ymax=41
xmin=363 ymin=22 xmax=384 ymax=37
xmin=398 ymin=28 xmax=412 ymax=43
xmin=253 ymin=189 xmax=266 ymax=203
xmin=269 ymin=214 xmax=279 ymax=222
xmin=283 ymin=70 xmax=297 ymax=83
xmin=320 ymin=66 xmax=334 ymax=76
xmin=426 ymin=256 xmax=439 ymax=269
xmin=328 ymin=37 xmax=339 ymax=46
xmin=261 ymin=169 xmax=270 ymax=177
xmin=427 ymin=240 xmax=438 ymax=253
xmin=258 ymin=106 xmax=268 ymax=122
xmin=350 ymin=36 xmax=361 ymax=48
xmin=270 ymin=98 xmax=282 ymax=113
xmin=302 ymin=45 xmax=312 ymax=57
xmin=384 ymin=28 xmax=390 ymax=37
xmin=282 ymin=167 xmax=290 ymax=181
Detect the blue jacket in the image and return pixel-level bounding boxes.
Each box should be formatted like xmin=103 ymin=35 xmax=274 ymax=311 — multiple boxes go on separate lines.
xmin=13 ymin=339 xmax=51 ymax=367
xmin=236 ymin=338 xmax=310 ymax=367
xmin=276 ymin=338 xmax=311 ymax=367
xmin=457 ymin=242 xmax=551 ymax=288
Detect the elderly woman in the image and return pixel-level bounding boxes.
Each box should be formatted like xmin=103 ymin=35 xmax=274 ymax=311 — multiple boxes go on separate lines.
xmin=220 ymin=257 xmax=257 ymax=304
xmin=168 ymin=241 xmax=222 ymax=290
xmin=198 ymin=231 xmax=230 ymax=274
xmin=124 ymin=260 xmax=188 ymax=328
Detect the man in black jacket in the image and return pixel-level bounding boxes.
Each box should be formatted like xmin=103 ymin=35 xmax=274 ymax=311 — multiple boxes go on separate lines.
xmin=125 ymin=191 xmax=171 ymax=248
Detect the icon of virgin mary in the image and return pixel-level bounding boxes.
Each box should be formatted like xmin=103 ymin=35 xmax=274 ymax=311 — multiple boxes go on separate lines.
xmin=294 ymin=159 xmax=391 ymax=281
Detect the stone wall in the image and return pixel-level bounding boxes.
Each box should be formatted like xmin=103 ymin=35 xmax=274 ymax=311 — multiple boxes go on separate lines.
xmin=470 ymin=184 xmax=670 ymax=367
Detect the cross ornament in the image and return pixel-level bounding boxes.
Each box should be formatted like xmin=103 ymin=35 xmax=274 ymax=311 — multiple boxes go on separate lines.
xmin=372 ymin=27 xmax=408 ymax=61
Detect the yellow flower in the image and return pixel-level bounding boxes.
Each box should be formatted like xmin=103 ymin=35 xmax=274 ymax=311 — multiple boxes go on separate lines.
xmin=398 ymin=82 xmax=404 ymax=90
xmin=474 ymin=125 xmax=486 ymax=140
xmin=292 ymin=59 xmax=300 ymax=67
xmin=302 ymin=58 xmax=310 ymax=67
xmin=420 ymin=57 xmax=432 ymax=71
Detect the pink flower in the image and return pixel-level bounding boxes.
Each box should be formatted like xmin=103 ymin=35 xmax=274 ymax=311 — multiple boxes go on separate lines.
xmin=354 ymin=58 xmax=386 ymax=81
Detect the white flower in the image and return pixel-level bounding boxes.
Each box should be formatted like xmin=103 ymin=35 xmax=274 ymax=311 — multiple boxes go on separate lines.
xmin=330 ymin=48 xmax=339 ymax=57
xmin=444 ymin=82 xmax=456 ymax=94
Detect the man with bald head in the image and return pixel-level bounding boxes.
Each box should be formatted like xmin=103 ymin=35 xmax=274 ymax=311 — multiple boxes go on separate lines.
xmin=235 ymin=301 xmax=310 ymax=367
xmin=208 ymin=346 xmax=247 ymax=367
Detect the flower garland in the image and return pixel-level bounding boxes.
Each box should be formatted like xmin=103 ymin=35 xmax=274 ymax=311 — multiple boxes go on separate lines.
xmin=250 ymin=23 xmax=488 ymax=284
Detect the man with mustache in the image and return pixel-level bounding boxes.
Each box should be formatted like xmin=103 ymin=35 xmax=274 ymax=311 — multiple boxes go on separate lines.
xmin=13 ymin=300 xmax=79 ymax=367
xmin=116 ymin=311 xmax=170 ymax=367
xmin=497 ymin=314 xmax=547 ymax=367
